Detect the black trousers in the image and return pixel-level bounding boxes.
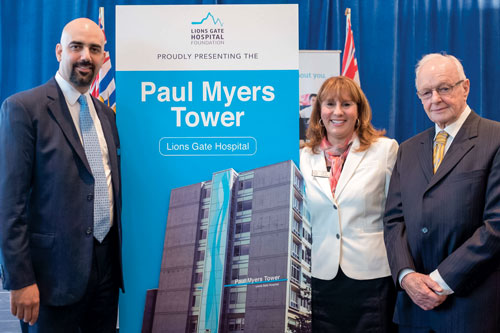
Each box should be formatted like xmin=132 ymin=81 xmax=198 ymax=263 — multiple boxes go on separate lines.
xmin=21 ymin=227 xmax=120 ymax=333
xmin=312 ymin=267 xmax=397 ymax=333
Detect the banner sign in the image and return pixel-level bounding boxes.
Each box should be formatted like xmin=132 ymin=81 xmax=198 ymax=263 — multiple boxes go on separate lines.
xmin=116 ymin=5 xmax=303 ymax=332
xmin=299 ymin=50 xmax=340 ymax=140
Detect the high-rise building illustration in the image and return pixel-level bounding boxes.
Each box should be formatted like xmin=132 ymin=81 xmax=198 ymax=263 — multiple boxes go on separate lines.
xmin=147 ymin=160 xmax=312 ymax=333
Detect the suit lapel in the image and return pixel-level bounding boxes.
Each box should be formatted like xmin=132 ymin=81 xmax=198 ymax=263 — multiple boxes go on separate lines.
xmin=425 ymin=111 xmax=478 ymax=191
xmin=45 ymin=78 xmax=92 ymax=173
xmin=335 ymin=137 xmax=366 ymax=200
xmin=418 ymin=129 xmax=434 ymax=184
xmin=310 ymin=151 xmax=335 ymax=204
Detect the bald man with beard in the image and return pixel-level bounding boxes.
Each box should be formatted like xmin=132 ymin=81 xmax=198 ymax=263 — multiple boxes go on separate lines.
xmin=0 ymin=18 xmax=123 ymax=332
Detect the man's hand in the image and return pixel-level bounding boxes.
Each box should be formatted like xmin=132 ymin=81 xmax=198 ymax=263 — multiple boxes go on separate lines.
xmin=10 ymin=283 xmax=40 ymax=325
xmin=401 ymin=272 xmax=447 ymax=310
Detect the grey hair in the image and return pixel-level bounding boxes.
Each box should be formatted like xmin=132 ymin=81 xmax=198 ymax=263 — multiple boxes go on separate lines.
xmin=415 ymin=53 xmax=466 ymax=88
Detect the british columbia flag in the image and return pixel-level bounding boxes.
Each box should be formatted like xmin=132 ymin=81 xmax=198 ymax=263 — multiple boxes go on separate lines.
xmin=90 ymin=7 xmax=116 ymax=111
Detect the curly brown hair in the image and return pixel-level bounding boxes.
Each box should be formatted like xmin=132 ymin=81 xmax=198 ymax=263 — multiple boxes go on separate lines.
xmin=305 ymin=76 xmax=385 ymax=153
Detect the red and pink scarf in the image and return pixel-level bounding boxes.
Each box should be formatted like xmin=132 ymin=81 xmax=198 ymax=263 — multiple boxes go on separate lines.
xmin=320 ymin=136 xmax=353 ymax=196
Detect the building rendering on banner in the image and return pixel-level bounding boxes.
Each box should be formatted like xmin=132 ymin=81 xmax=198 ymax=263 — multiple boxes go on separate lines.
xmin=145 ymin=160 xmax=312 ymax=333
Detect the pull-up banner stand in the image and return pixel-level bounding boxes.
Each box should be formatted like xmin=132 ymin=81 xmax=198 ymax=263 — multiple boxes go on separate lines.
xmin=116 ymin=5 xmax=299 ymax=332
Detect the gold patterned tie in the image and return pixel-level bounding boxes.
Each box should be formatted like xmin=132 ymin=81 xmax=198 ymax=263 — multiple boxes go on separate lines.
xmin=433 ymin=131 xmax=449 ymax=173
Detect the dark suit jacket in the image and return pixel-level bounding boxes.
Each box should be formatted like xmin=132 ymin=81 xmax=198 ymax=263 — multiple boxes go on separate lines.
xmin=384 ymin=111 xmax=500 ymax=332
xmin=0 ymin=78 xmax=123 ymax=306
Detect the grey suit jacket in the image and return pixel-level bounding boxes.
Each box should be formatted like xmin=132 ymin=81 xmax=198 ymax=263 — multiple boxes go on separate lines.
xmin=384 ymin=111 xmax=500 ymax=332
xmin=0 ymin=78 xmax=123 ymax=306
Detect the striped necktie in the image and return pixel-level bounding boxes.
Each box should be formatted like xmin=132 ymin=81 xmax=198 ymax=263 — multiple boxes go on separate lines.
xmin=78 ymin=95 xmax=111 ymax=242
xmin=433 ymin=130 xmax=449 ymax=173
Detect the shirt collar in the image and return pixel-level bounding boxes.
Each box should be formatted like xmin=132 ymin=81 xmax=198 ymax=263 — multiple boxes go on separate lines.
xmin=434 ymin=105 xmax=471 ymax=140
xmin=55 ymin=71 xmax=90 ymax=105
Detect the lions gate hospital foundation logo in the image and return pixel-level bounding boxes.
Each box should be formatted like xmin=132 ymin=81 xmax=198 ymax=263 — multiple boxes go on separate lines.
xmin=191 ymin=12 xmax=225 ymax=45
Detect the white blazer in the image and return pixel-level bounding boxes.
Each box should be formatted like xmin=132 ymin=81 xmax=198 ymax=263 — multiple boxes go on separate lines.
xmin=300 ymin=136 xmax=398 ymax=280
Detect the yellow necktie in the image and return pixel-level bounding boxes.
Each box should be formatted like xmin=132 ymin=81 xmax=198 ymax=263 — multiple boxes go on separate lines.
xmin=433 ymin=131 xmax=449 ymax=173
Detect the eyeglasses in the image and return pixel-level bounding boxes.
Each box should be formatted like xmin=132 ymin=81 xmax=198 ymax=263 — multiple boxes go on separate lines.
xmin=417 ymin=80 xmax=464 ymax=100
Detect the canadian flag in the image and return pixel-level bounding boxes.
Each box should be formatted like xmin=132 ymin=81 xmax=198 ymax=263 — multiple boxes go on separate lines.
xmin=341 ymin=8 xmax=360 ymax=86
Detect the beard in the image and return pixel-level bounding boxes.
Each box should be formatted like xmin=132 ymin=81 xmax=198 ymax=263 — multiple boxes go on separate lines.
xmin=69 ymin=60 xmax=96 ymax=88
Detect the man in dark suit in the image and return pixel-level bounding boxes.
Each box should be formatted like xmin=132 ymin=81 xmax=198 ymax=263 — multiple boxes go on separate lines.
xmin=384 ymin=53 xmax=500 ymax=332
xmin=0 ymin=18 xmax=122 ymax=332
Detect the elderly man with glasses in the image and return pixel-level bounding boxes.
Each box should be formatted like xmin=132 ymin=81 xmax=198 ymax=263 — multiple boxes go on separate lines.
xmin=383 ymin=53 xmax=500 ymax=333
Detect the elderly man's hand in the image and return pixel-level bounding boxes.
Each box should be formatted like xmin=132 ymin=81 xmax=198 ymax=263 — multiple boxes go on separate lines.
xmin=10 ymin=283 xmax=40 ymax=326
xmin=401 ymin=272 xmax=447 ymax=310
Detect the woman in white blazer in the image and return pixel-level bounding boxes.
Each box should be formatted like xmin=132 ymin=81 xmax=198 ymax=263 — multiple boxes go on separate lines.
xmin=300 ymin=76 xmax=398 ymax=332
